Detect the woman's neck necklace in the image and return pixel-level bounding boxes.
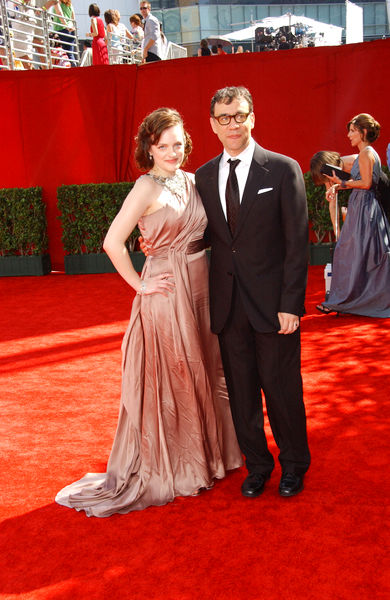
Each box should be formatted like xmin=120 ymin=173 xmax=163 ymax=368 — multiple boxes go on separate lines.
xmin=147 ymin=169 xmax=186 ymax=200
xmin=149 ymin=168 xmax=179 ymax=180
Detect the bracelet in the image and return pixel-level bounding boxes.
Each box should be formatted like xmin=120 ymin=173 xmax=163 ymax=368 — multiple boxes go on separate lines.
xmin=138 ymin=281 xmax=147 ymax=295
xmin=340 ymin=181 xmax=347 ymax=189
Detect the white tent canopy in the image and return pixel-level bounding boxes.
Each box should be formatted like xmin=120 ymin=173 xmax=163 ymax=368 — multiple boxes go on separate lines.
xmin=226 ymin=13 xmax=343 ymax=47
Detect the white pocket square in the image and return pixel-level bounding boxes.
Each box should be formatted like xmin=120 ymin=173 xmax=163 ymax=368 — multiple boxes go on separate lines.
xmin=257 ymin=187 xmax=273 ymax=195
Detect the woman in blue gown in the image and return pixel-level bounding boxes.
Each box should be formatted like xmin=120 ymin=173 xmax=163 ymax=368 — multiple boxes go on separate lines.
xmin=316 ymin=113 xmax=390 ymax=318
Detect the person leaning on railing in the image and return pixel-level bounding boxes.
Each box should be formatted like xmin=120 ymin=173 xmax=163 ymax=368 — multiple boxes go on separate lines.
xmin=52 ymin=0 xmax=77 ymax=66
xmin=128 ymin=13 xmax=143 ymax=63
xmin=111 ymin=9 xmax=133 ymax=63
xmin=129 ymin=14 xmax=144 ymax=43
xmin=104 ymin=9 xmax=122 ymax=64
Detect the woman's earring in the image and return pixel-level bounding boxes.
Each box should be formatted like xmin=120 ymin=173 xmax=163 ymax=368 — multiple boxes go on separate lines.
xmin=149 ymin=154 xmax=153 ymax=161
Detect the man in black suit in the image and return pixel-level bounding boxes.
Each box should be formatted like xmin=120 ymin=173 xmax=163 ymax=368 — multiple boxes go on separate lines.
xmin=195 ymin=86 xmax=310 ymax=498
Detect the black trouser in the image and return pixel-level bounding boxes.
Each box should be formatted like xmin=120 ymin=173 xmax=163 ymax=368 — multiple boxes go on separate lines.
xmin=146 ymin=51 xmax=161 ymax=62
xmin=57 ymin=28 xmax=77 ymax=67
xmin=218 ymin=283 xmax=310 ymax=476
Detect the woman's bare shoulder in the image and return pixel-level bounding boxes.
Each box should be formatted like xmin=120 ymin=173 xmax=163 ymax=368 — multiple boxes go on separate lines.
xmin=359 ymin=147 xmax=376 ymax=164
xmin=132 ymin=174 xmax=159 ymax=193
xmin=121 ymin=175 xmax=159 ymax=207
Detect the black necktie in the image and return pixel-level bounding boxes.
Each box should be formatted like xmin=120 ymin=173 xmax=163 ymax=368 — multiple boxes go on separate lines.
xmin=226 ymin=159 xmax=241 ymax=235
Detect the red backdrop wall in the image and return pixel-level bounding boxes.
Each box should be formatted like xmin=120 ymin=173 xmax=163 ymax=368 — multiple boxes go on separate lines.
xmin=1 ymin=38 xmax=389 ymax=269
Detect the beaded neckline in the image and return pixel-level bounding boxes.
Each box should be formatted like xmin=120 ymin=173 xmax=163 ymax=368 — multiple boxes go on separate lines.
xmin=146 ymin=170 xmax=186 ymax=200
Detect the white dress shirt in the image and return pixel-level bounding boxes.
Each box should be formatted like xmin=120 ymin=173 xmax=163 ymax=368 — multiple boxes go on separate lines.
xmin=218 ymin=137 xmax=255 ymax=219
xmin=144 ymin=13 xmax=161 ymax=58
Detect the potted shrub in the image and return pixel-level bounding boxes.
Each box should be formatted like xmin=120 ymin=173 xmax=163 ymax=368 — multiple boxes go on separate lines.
xmin=0 ymin=187 xmax=51 ymax=276
xmin=304 ymin=172 xmax=349 ymax=265
xmin=57 ymin=182 xmax=145 ymax=274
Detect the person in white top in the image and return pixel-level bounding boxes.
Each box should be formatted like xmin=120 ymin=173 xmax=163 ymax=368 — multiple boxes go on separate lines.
xmin=129 ymin=14 xmax=144 ymax=43
xmin=104 ymin=9 xmax=122 ymax=64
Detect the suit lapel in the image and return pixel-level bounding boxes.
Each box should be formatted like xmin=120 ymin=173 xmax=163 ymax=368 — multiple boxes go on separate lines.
xmin=234 ymin=143 xmax=270 ymax=238
xmin=205 ymin=155 xmax=232 ymax=239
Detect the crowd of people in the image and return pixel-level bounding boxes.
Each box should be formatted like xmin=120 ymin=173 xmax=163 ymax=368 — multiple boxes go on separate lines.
xmin=0 ymin=0 xmax=78 ymax=69
xmin=196 ymin=24 xmax=320 ymax=57
xmin=0 ymin=0 xmax=170 ymax=69
xmin=1 ymin=0 xmax=329 ymax=70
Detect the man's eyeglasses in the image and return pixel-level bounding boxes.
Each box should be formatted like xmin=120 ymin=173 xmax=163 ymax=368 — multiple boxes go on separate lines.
xmin=140 ymin=6 xmax=149 ymax=10
xmin=213 ymin=112 xmax=250 ymax=126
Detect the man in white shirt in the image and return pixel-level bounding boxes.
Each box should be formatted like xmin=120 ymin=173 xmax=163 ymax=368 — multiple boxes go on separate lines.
xmin=139 ymin=1 xmax=161 ymax=63
xmin=195 ymin=86 xmax=310 ymax=500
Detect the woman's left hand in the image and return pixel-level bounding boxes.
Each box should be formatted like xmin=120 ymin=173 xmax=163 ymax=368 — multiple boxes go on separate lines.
xmin=325 ymin=171 xmax=342 ymax=186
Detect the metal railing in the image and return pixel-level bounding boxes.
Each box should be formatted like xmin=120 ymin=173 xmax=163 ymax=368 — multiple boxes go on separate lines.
xmin=106 ymin=34 xmax=186 ymax=64
xmin=0 ymin=0 xmax=80 ymax=70
xmin=166 ymin=41 xmax=187 ymax=60
xmin=106 ymin=31 xmax=143 ymax=66
xmin=0 ymin=0 xmax=187 ymax=70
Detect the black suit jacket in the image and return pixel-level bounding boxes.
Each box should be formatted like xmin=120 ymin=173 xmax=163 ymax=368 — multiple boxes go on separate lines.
xmin=195 ymin=142 xmax=308 ymax=334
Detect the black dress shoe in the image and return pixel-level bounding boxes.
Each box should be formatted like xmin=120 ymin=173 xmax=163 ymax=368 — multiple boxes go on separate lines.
xmin=279 ymin=473 xmax=304 ymax=497
xmin=241 ymin=473 xmax=270 ymax=498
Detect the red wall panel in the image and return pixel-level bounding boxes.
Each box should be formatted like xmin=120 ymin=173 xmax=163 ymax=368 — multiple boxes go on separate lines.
xmin=1 ymin=39 xmax=389 ymax=268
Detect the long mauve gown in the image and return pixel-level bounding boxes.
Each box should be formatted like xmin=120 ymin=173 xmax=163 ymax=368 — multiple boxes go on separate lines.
xmin=55 ymin=172 xmax=242 ymax=517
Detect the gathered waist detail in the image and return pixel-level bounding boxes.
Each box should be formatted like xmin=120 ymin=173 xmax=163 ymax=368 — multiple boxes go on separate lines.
xmin=148 ymin=239 xmax=204 ymax=259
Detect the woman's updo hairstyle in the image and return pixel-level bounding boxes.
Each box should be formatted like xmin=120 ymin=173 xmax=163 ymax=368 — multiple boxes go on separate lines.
xmin=310 ymin=151 xmax=342 ymax=186
xmin=135 ymin=107 xmax=192 ymax=170
xmin=347 ymin=113 xmax=381 ymax=143
xmin=88 ymin=3 xmax=100 ymax=17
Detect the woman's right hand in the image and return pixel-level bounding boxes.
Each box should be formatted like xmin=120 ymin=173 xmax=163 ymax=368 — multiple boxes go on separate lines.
xmin=326 ymin=184 xmax=339 ymax=203
xmin=138 ymin=274 xmax=175 ymax=297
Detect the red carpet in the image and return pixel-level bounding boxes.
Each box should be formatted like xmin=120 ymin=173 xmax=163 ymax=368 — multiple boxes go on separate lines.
xmin=1 ymin=267 xmax=389 ymax=600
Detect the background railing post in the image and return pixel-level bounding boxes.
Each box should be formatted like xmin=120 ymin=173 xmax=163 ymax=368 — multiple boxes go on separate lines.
xmin=0 ymin=0 xmax=14 ymax=70
xmin=42 ymin=10 xmax=52 ymax=69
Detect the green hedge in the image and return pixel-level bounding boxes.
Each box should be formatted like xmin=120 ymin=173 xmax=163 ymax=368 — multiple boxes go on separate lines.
xmin=57 ymin=182 xmax=137 ymax=254
xmin=0 ymin=187 xmax=48 ymax=256
xmin=304 ymin=172 xmax=350 ymax=244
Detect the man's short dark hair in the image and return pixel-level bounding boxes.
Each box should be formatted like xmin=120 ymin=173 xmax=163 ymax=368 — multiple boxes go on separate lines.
xmin=210 ymin=86 xmax=253 ymax=116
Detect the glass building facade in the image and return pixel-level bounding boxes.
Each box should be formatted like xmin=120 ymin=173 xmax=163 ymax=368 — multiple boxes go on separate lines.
xmin=149 ymin=1 xmax=389 ymax=49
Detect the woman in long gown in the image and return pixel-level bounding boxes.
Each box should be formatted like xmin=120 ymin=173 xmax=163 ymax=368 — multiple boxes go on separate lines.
xmin=88 ymin=4 xmax=109 ymax=65
xmin=55 ymin=108 xmax=242 ymax=517
xmin=315 ymin=113 xmax=390 ymax=318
